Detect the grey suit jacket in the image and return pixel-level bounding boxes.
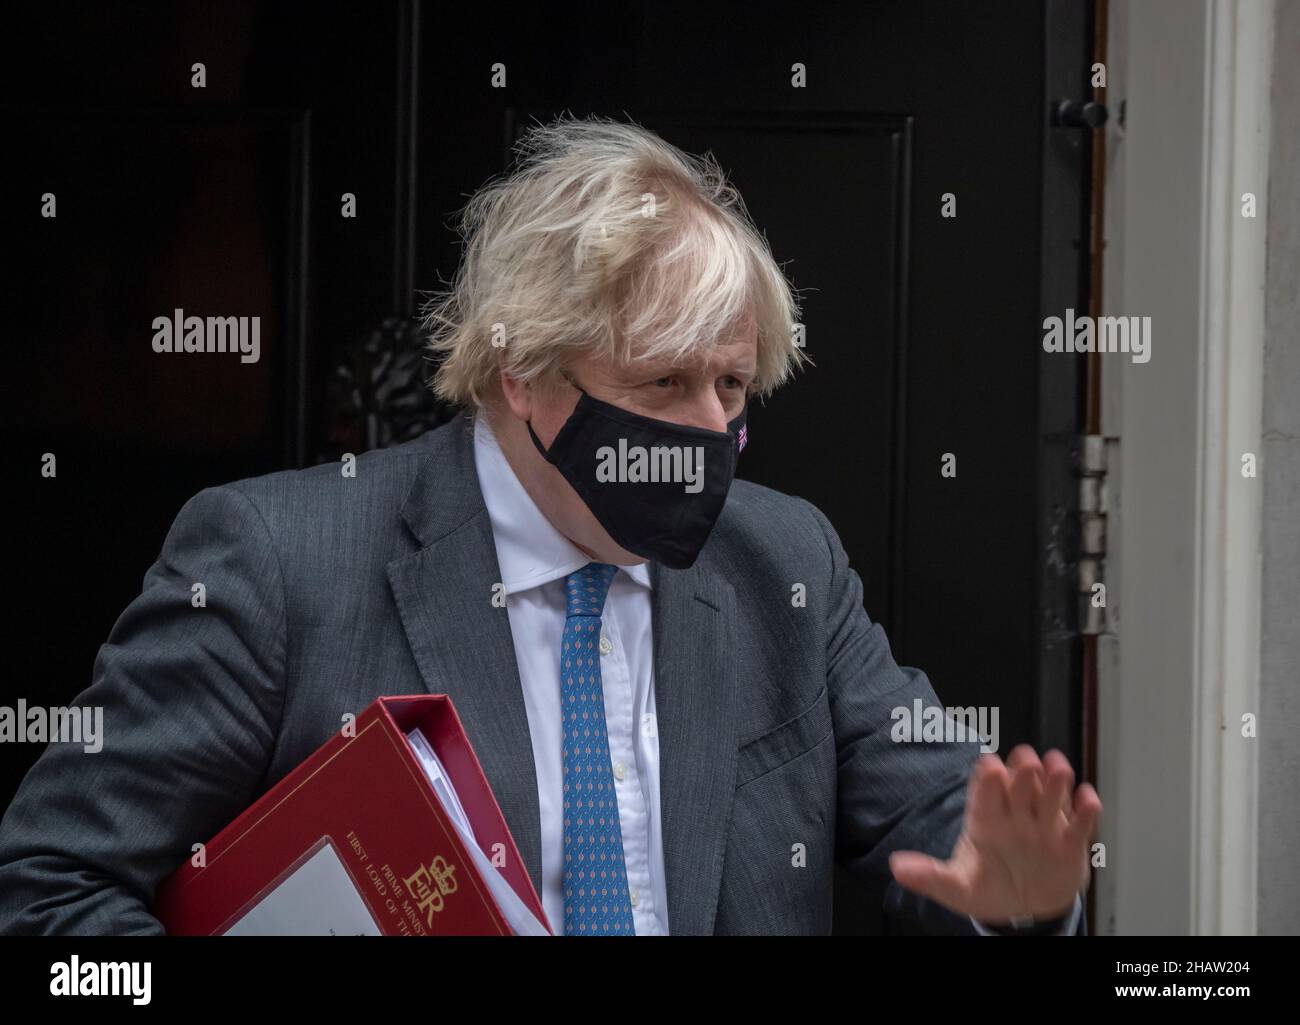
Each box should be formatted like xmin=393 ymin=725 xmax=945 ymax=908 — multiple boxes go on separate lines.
xmin=0 ymin=414 xmax=1075 ymax=935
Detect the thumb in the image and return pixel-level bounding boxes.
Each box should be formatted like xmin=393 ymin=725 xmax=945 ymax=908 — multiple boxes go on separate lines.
xmin=889 ymin=850 xmax=968 ymax=909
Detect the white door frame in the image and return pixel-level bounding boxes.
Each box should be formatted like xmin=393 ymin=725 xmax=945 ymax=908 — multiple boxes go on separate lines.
xmin=1098 ymin=0 xmax=1272 ymax=935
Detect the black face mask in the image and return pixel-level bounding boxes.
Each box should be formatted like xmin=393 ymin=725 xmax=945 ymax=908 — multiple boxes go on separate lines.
xmin=526 ymin=379 xmax=749 ymax=569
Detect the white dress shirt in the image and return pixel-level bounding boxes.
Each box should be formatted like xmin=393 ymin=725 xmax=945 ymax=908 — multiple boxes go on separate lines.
xmin=473 ymin=412 xmax=1082 ymax=937
xmin=473 ymin=413 xmax=670 ymax=936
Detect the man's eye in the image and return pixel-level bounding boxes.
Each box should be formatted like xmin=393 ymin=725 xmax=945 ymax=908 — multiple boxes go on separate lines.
xmin=651 ymin=377 xmax=674 ymax=387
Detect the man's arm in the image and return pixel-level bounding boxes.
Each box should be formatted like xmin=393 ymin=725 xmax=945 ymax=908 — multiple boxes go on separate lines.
xmin=801 ymin=497 xmax=988 ymax=935
xmin=0 ymin=484 xmax=287 ymax=934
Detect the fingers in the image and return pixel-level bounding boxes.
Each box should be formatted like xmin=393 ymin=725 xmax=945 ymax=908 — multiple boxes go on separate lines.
xmin=975 ymin=745 xmax=1097 ymax=838
xmin=1006 ymin=744 xmax=1044 ymax=821
xmin=967 ymin=753 xmax=1010 ymax=824
xmin=1041 ymin=749 xmax=1075 ymax=820
xmin=1065 ymin=782 xmax=1103 ymax=846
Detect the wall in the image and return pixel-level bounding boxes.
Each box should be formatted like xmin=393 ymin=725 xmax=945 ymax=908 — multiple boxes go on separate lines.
xmin=1257 ymin=0 xmax=1300 ymax=938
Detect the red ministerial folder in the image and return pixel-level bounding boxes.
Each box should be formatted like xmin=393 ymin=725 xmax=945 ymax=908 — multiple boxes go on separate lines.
xmin=153 ymin=694 xmax=552 ymax=935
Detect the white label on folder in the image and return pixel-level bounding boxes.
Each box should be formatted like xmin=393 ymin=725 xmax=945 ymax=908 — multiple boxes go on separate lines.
xmin=223 ymin=840 xmax=382 ymax=936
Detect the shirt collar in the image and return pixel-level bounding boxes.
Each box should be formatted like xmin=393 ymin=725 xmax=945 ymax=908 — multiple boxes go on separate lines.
xmin=472 ymin=413 xmax=652 ymax=596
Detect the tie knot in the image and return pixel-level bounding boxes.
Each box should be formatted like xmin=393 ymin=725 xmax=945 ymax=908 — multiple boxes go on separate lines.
xmin=564 ymin=562 xmax=619 ymax=619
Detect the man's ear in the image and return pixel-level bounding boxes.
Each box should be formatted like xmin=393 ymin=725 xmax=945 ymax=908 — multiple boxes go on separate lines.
xmin=499 ymin=370 xmax=533 ymax=422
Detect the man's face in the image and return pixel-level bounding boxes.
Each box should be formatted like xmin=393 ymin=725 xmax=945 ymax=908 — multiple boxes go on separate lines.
xmin=496 ymin=314 xmax=757 ymax=565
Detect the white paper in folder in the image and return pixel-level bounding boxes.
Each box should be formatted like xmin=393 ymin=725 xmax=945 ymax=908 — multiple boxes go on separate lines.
xmin=404 ymin=728 xmax=552 ymax=936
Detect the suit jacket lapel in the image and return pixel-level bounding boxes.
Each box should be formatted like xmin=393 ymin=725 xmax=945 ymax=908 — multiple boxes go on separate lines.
xmin=385 ymin=416 xmax=545 ymax=902
xmin=651 ymin=558 xmax=740 ymax=935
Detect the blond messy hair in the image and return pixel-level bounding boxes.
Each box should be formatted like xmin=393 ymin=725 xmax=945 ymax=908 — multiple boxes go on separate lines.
xmin=419 ymin=113 xmax=808 ymax=410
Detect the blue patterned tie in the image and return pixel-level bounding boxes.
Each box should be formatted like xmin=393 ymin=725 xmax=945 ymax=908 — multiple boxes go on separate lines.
xmin=561 ymin=562 xmax=636 ymax=936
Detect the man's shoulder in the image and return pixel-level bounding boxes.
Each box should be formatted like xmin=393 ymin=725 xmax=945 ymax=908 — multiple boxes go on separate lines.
xmin=710 ymin=477 xmax=835 ymax=575
xmin=721 ymin=476 xmax=827 ymax=535
xmin=224 ymin=426 xmax=442 ymax=514
xmin=178 ymin=417 xmax=472 ymax=564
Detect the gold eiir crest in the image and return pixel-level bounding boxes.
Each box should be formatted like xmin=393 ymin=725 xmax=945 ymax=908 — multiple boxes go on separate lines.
xmin=403 ymin=855 xmax=458 ymax=926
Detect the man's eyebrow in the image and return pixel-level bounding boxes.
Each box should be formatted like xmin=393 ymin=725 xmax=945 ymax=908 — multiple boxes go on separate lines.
xmin=621 ymin=360 xmax=674 ymax=378
xmin=626 ymin=355 xmax=755 ymax=376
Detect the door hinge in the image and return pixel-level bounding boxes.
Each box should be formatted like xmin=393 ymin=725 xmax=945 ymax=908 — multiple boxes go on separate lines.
xmin=1078 ymin=435 xmax=1109 ymax=635
xmin=1051 ymin=98 xmax=1109 ymax=129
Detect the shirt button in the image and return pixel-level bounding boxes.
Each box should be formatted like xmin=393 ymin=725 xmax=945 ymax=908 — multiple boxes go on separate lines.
xmin=641 ymin=713 xmax=657 ymax=738
xmin=629 ymin=888 xmax=639 ymax=907
xmin=599 ymin=636 xmax=613 ymax=656
xmin=612 ymin=760 xmax=626 ymax=781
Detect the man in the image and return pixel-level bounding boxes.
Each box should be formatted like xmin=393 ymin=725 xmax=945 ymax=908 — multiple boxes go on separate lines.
xmin=0 ymin=115 xmax=1098 ymax=935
